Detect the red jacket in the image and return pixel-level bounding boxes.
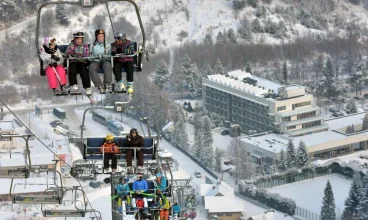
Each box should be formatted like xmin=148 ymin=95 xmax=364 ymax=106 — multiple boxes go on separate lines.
xmin=100 ymin=142 xmax=119 ymax=154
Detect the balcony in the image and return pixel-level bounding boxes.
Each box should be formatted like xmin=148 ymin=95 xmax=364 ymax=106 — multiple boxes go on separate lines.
xmin=277 ymin=106 xmax=320 ymax=117
xmin=287 ymin=123 xmax=329 ymax=136
xmin=284 ymin=115 xmax=324 ymax=127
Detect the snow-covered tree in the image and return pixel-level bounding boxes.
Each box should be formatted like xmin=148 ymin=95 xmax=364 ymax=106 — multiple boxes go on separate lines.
xmin=204 ymin=33 xmax=213 ymax=46
xmin=187 ymin=74 xmax=198 ymax=99
xmin=363 ymin=113 xmax=368 ymax=130
xmin=346 ymin=125 xmax=352 ymax=134
xmin=321 ymin=181 xmax=336 ymax=220
xmin=346 ymin=101 xmax=358 ymax=114
xmin=349 ymin=57 xmax=367 ymax=97
xmin=357 ymin=182 xmax=368 ymax=220
xmin=227 ymin=28 xmax=237 ymax=43
xmin=286 ymin=140 xmax=296 ymax=168
xmin=343 ymin=173 xmax=364 ymax=219
xmin=238 ymin=17 xmax=253 ymax=41
xmin=214 ymin=58 xmax=226 ymax=75
xmin=192 ymin=116 xmax=204 ymax=158
xmin=278 ymin=149 xmax=287 ymax=171
xmin=216 ymin=31 xmax=224 ymax=44
xmin=154 ymin=59 xmax=169 ymax=89
xmin=214 ymin=148 xmax=223 ymax=173
xmin=205 ymin=63 xmax=213 ymax=75
xmin=55 ymin=5 xmax=69 ymax=26
xmin=283 ymin=60 xmax=288 ymax=84
xmin=171 ymin=112 xmax=189 ymax=151
xmin=321 ymin=58 xmax=340 ymax=99
xmin=351 ymin=124 xmax=355 ymax=133
xmin=246 ymin=61 xmax=252 ymax=73
xmin=202 ymin=116 xmax=214 ymax=168
xmin=296 ymin=141 xmax=309 ymax=167
xmin=251 ymin=18 xmax=263 ymax=33
xmin=228 ymin=138 xmax=255 ymax=183
xmin=255 ymin=5 xmax=266 ymax=18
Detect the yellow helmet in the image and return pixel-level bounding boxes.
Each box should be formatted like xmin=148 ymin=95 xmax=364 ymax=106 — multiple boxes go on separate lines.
xmin=106 ymin=134 xmax=114 ymax=141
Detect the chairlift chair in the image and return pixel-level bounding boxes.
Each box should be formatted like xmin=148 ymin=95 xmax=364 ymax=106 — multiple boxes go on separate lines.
xmin=0 ymin=166 xmax=30 ymax=179
xmin=35 ymin=0 xmax=147 ymax=96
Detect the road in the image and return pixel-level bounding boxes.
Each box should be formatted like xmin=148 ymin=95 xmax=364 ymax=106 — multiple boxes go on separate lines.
xmin=0 ymin=17 xmax=36 ymax=38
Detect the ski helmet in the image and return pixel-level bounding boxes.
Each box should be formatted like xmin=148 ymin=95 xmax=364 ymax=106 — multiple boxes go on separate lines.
xmin=95 ymin=29 xmax=105 ymax=39
xmin=156 ymin=173 xmax=163 ymax=178
xmin=106 ymin=134 xmax=114 ymax=141
xmin=114 ymin=31 xmax=126 ymax=40
xmin=43 ymin=37 xmax=56 ymax=48
xmin=73 ymin=31 xmax=84 ymax=38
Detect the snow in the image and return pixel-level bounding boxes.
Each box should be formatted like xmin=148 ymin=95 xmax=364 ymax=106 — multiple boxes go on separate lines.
xmin=293 ymin=130 xmax=345 ymax=147
xmin=0 ymin=177 xmax=56 ymax=195
xmin=204 ymin=196 xmax=243 ymax=213
xmin=313 ymin=150 xmax=368 ymax=171
xmin=268 ymin=174 xmax=352 ymax=215
xmin=0 ymin=121 xmax=15 ymax=132
xmin=325 ymin=112 xmax=366 ymax=130
xmin=240 ymin=132 xmax=289 ymax=153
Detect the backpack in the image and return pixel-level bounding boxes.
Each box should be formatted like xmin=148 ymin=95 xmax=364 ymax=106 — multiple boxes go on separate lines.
xmin=136 ymin=199 xmax=144 ymax=209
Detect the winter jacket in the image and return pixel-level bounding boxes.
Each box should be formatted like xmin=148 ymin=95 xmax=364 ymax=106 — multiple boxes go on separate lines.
xmin=155 ymin=176 xmax=167 ymax=192
xmin=66 ymin=41 xmax=89 ymax=62
xmin=132 ymin=179 xmax=148 ymax=192
xmin=111 ymin=40 xmax=135 ymax=62
xmin=172 ymin=204 xmax=180 ymax=214
xmin=100 ymin=142 xmax=119 ymax=154
xmin=40 ymin=45 xmax=64 ymax=69
xmin=115 ymin=183 xmax=130 ymax=196
xmin=89 ymin=40 xmax=111 ymax=62
xmin=125 ymin=134 xmax=144 ymax=149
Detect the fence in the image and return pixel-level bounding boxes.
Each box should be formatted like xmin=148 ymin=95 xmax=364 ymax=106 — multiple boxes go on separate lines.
xmin=255 ymin=169 xmax=332 ymax=189
xmin=295 ymin=206 xmax=321 ymax=220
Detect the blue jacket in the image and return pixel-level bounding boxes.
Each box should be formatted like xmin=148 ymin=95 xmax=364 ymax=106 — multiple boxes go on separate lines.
xmin=173 ymin=204 xmax=180 ymax=213
xmin=133 ymin=179 xmax=148 ymax=192
xmin=115 ymin=183 xmax=130 ymax=196
xmin=155 ymin=176 xmax=167 ymax=192
xmin=90 ymin=40 xmax=111 ymax=62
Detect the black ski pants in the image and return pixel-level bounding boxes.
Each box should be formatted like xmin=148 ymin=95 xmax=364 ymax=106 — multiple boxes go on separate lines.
xmin=68 ymin=62 xmax=91 ymax=88
xmin=103 ymin=153 xmax=117 ymax=169
xmin=113 ymin=61 xmax=134 ymax=82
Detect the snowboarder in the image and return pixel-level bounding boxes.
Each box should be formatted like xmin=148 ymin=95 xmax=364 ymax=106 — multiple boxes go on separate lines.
xmin=111 ymin=31 xmax=136 ymax=98
xmin=66 ymin=31 xmax=92 ymax=95
xmin=100 ymin=134 xmax=119 ymax=172
xmin=172 ymin=202 xmax=181 ymax=217
xmin=89 ymin=29 xmax=113 ymax=93
xmin=131 ymin=173 xmax=149 ymax=213
xmin=115 ymin=177 xmax=131 ymax=212
xmin=125 ymin=128 xmax=144 ymax=173
xmin=39 ymin=37 xmax=67 ymax=95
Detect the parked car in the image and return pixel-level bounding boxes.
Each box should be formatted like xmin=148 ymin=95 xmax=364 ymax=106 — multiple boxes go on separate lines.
xmin=329 ymin=107 xmax=338 ymax=113
xmin=59 ymin=124 xmax=69 ymax=130
xmin=221 ymin=130 xmax=230 ymax=135
xmin=50 ymin=120 xmax=62 ymax=127
xmin=332 ymin=112 xmax=344 ymax=117
xmin=195 ymin=171 xmax=202 ymax=178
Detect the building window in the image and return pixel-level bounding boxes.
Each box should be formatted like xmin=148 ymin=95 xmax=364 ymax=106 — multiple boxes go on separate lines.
xmin=225 ymin=213 xmax=232 ymax=216
xmin=283 ymin=116 xmax=291 ymax=122
xmin=294 ymin=101 xmax=311 ymax=109
xmin=217 ymin=213 xmax=223 ymax=216
xmin=302 ymin=120 xmax=321 ymax=128
xmin=287 ymin=125 xmax=296 ymax=130
xmin=277 ymin=106 xmax=286 ymax=111
xmin=297 ymin=111 xmax=316 ymax=119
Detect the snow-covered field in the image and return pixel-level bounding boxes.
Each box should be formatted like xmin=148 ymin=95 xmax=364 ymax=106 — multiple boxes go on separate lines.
xmin=268 ymin=174 xmax=352 ymax=216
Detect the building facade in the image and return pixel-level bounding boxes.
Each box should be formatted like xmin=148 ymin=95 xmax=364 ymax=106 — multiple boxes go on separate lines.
xmin=202 ymin=70 xmax=327 ymax=136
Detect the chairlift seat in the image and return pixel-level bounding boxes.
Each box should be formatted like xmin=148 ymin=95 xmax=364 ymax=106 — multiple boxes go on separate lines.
xmin=42 ymin=209 xmax=86 ymax=217
xmin=13 ymin=195 xmax=62 ymax=204
xmin=0 ymin=167 xmax=29 ymax=179
xmin=84 ymin=137 xmax=155 ymax=161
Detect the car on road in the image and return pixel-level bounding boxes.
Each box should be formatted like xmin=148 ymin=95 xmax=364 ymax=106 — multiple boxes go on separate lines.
xmin=195 ymin=171 xmax=202 ymax=178
xmin=50 ymin=120 xmax=62 ymax=127
xmin=221 ymin=130 xmax=230 ymax=135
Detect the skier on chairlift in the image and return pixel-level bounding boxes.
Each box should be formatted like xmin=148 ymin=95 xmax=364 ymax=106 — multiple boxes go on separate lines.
xmin=125 ymin=128 xmax=144 ymax=174
xmin=39 ymin=37 xmax=67 ymax=95
xmin=100 ymin=134 xmax=119 ymax=172
xmin=115 ymin=176 xmax=131 ymax=212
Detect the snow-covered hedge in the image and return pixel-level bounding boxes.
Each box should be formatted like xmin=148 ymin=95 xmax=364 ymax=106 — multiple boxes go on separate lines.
xmin=239 ymin=183 xmax=296 ymax=215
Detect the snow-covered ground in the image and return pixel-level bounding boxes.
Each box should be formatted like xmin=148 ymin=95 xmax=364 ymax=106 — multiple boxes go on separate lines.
xmin=268 ymin=174 xmax=352 ymax=216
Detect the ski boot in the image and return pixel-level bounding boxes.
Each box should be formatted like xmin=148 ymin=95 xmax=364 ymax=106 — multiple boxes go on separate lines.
xmin=126 ymin=166 xmax=133 ymax=174
xmin=53 ymin=88 xmax=61 ymax=96
xmin=60 ymin=85 xmax=68 ymax=94
xmin=72 ymin=84 xmax=78 ymax=92
xmin=98 ymin=86 xmax=105 ymax=94
xmin=117 ymin=80 xmax=126 ymax=92
xmin=105 ymin=85 xmax=112 ymax=93
xmin=84 ymin=88 xmax=92 ymax=96
xmin=137 ymin=166 xmax=143 ymax=173
xmin=127 ymin=82 xmax=133 ymax=99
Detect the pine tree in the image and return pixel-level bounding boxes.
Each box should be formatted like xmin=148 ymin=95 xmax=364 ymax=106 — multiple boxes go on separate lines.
xmin=55 ymin=5 xmax=69 ymax=26
xmin=351 ymin=124 xmax=355 ymax=133
xmin=251 ymin=18 xmax=263 ymax=33
xmin=171 ymin=112 xmax=189 ymax=150
xmin=214 ymin=148 xmax=223 ymax=173
xmin=350 ymin=56 xmax=367 ymax=97
xmin=362 ymin=113 xmax=368 ymax=130
xmin=205 ymin=63 xmax=213 ymax=75
xmin=214 ymin=58 xmax=226 ymax=75
xmin=227 ymin=28 xmax=237 ymax=43
xmin=283 ymin=60 xmax=288 ymax=84
xmin=204 ymin=33 xmax=213 ymax=46
xmin=216 ymin=32 xmax=224 ymax=44
xmin=202 ymin=116 xmax=214 ymax=168
xmin=296 ymin=141 xmax=309 ymax=167
xmin=154 ymin=59 xmax=169 ymax=89
xmin=278 ymin=149 xmax=287 ymax=171
xmin=344 ymin=173 xmax=364 ymax=218
xmin=321 ymin=58 xmax=339 ymax=99
xmin=238 ymin=18 xmax=252 ymax=41
xmin=246 ymin=61 xmax=252 ymax=73
xmin=187 ymin=74 xmax=198 ymax=99
xmin=321 ymin=181 xmax=336 ymax=220
xmin=357 ymin=182 xmax=368 ymax=220
xmin=192 ymin=117 xmax=204 ymax=158
xmin=286 ymin=140 xmax=296 ymax=168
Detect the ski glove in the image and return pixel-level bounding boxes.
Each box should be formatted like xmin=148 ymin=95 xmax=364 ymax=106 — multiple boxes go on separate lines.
xmin=51 ymin=54 xmax=60 ymax=61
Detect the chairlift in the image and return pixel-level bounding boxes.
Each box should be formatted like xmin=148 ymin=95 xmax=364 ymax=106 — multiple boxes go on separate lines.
xmin=41 ymin=186 xmax=92 ymax=217
xmin=35 ymin=0 xmax=147 ymax=96
xmin=70 ymin=160 xmax=98 ymax=180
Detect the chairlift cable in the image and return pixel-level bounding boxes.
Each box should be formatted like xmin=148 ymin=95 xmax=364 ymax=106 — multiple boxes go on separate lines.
xmin=0 ymin=100 xmax=99 ymax=219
